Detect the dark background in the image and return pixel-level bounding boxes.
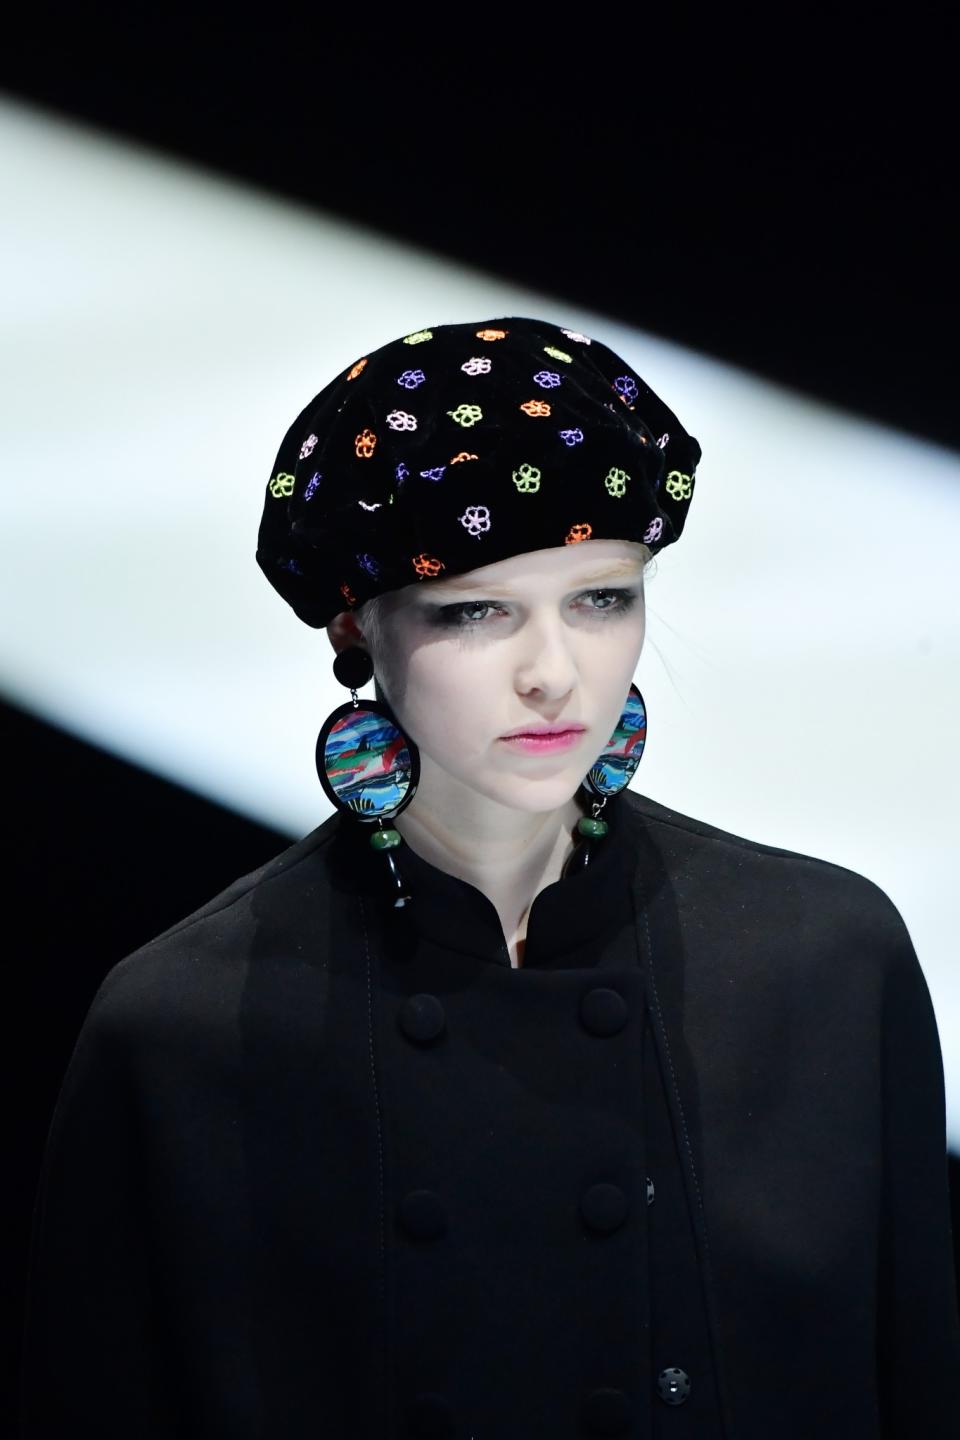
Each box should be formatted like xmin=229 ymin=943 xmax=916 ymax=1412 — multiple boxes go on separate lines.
xmin=4 ymin=16 xmax=958 ymax=1430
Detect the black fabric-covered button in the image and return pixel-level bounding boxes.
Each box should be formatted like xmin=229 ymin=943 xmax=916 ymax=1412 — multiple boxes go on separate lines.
xmin=398 ymin=993 xmax=447 ymax=1044
xmin=656 ymin=1367 xmax=691 ymax=1405
xmin=581 ymin=1385 xmax=631 ymax=1434
xmin=579 ymin=987 xmax=628 ymax=1036
xmin=646 ymin=1175 xmax=655 ymax=1205
xmin=580 ymin=1182 xmax=628 ymax=1233
xmin=406 ymin=1391 xmax=455 ymax=1437
xmin=396 ymin=1190 xmax=447 ymax=1241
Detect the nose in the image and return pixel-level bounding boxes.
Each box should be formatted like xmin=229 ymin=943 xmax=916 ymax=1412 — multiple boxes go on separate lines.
xmin=513 ymin=614 xmax=581 ymax=697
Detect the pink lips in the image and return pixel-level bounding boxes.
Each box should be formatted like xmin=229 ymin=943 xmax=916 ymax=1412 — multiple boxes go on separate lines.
xmin=498 ymin=729 xmax=585 ymax=753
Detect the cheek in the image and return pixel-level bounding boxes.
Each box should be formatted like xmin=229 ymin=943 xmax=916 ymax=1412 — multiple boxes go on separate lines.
xmin=595 ymin=611 xmax=646 ymax=671
xmin=402 ymin=649 xmax=496 ymax=754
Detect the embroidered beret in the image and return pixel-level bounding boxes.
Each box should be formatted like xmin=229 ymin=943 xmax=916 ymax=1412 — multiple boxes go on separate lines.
xmin=256 ymin=315 xmax=701 ymax=629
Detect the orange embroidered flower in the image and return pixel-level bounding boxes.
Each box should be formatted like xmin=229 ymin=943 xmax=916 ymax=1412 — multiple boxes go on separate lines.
xmin=412 ymin=554 xmax=445 ymax=579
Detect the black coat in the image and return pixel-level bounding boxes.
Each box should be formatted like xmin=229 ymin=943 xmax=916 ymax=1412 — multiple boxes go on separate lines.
xmin=19 ymin=788 xmax=960 ymax=1437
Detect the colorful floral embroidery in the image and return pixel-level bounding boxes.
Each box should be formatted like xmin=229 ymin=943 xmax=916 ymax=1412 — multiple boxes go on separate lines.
xmin=397 ymin=369 xmax=426 ymax=389
xmin=665 ymin=470 xmax=693 ymax=501
xmin=512 ymin=464 xmax=541 ymax=493
xmin=459 ymin=505 xmax=491 ymax=538
xmin=269 ymin=471 xmax=295 ymax=498
xmin=604 ymin=467 xmax=631 ymax=498
xmin=447 ymin=404 xmax=482 ymax=427
xmin=413 ymin=554 xmax=445 ymax=578
xmin=385 ymin=410 xmax=417 ymax=432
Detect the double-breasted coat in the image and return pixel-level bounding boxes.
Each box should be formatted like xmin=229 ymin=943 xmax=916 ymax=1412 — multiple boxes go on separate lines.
xmin=19 ymin=787 xmax=960 ymax=1436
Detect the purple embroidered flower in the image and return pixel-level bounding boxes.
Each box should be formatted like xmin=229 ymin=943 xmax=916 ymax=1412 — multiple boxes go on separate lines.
xmin=614 ymin=376 xmax=638 ymax=405
xmin=643 ymin=516 xmax=664 ymax=544
xmin=420 ymin=466 xmax=446 ymax=482
xmin=397 ymin=369 xmax=426 ymax=389
xmin=558 ymin=428 xmax=584 ymax=447
xmin=532 ymin=370 xmax=562 ymax=389
xmin=356 ymin=552 xmax=380 ymax=576
xmin=304 ymin=472 xmax=322 ymax=501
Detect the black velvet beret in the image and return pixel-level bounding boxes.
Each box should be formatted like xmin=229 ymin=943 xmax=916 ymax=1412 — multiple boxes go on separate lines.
xmin=256 ymin=315 xmax=701 ymax=629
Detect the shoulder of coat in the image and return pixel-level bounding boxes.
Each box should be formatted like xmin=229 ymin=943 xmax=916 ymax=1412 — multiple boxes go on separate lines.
xmin=85 ymin=813 xmax=342 ymax=1045
xmin=622 ymin=785 xmax=902 ymax=931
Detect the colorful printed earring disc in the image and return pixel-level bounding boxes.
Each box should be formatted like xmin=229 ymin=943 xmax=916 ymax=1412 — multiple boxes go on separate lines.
xmin=321 ymin=706 xmax=414 ymax=820
xmin=583 ymin=686 xmax=646 ymax=798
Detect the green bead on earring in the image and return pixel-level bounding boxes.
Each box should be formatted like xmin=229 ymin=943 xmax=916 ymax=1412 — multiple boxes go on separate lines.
xmin=577 ymin=814 xmax=610 ymax=840
xmin=563 ymin=682 xmax=647 ymax=877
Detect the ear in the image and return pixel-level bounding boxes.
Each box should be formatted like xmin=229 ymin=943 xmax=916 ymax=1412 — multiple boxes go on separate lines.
xmin=326 ymin=610 xmax=367 ymax=655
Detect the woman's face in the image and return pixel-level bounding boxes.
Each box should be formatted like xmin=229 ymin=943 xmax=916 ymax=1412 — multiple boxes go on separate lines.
xmin=333 ymin=538 xmax=647 ymax=816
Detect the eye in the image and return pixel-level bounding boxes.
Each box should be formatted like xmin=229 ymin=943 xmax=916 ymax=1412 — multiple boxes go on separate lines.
xmin=584 ymin=588 xmax=636 ymax=615
xmin=433 ymin=588 xmax=638 ymax=629
xmin=437 ymin=600 xmax=498 ymax=627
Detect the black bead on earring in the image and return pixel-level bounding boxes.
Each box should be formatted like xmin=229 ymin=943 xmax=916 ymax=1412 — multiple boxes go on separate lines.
xmin=562 ymin=682 xmax=647 ymax=878
xmin=315 ymin=645 xmax=421 ymax=908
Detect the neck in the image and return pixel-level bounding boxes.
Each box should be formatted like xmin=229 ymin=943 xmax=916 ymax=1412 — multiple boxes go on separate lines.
xmin=391 ymin=784 xmax=591 ymax=960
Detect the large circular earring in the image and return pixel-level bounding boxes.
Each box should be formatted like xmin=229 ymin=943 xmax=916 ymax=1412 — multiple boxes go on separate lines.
xmin=563 ymin=682 xmax=646 ymax=877
xmin=315 ymin=645 xmax=421 ymax=907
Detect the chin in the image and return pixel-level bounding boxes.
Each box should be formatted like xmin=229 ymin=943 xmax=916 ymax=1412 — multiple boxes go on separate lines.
xmin=497 ymin=782 xmax=584 ymax=814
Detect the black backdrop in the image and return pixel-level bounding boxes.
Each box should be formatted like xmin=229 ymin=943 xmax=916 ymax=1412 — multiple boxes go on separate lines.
xmin=2 ymin=17 xmax=957 ymax=449
xmin=3 ymin=15 xmax=958 ymax=1430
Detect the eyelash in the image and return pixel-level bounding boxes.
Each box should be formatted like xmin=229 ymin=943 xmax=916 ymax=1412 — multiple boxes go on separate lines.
xmin=434 ymin=588 xmax=638 ymax=629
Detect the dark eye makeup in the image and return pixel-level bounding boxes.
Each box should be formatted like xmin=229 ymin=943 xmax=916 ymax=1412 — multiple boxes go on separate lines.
xmin=429 ymin=588 xmax=639 ymax=630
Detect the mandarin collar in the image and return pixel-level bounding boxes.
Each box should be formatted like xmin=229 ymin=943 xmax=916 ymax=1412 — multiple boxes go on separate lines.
xmin=332 ymin=795 xmax=636 ymax=970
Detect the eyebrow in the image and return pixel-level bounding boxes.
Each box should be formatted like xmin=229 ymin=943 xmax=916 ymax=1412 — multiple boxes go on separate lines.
xmin=430 ymin=561 xmax=642 ymax=597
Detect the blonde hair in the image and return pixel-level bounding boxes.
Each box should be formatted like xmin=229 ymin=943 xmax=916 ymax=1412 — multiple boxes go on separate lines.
xmin=354 ymin=591 xmax=388 ymax=661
